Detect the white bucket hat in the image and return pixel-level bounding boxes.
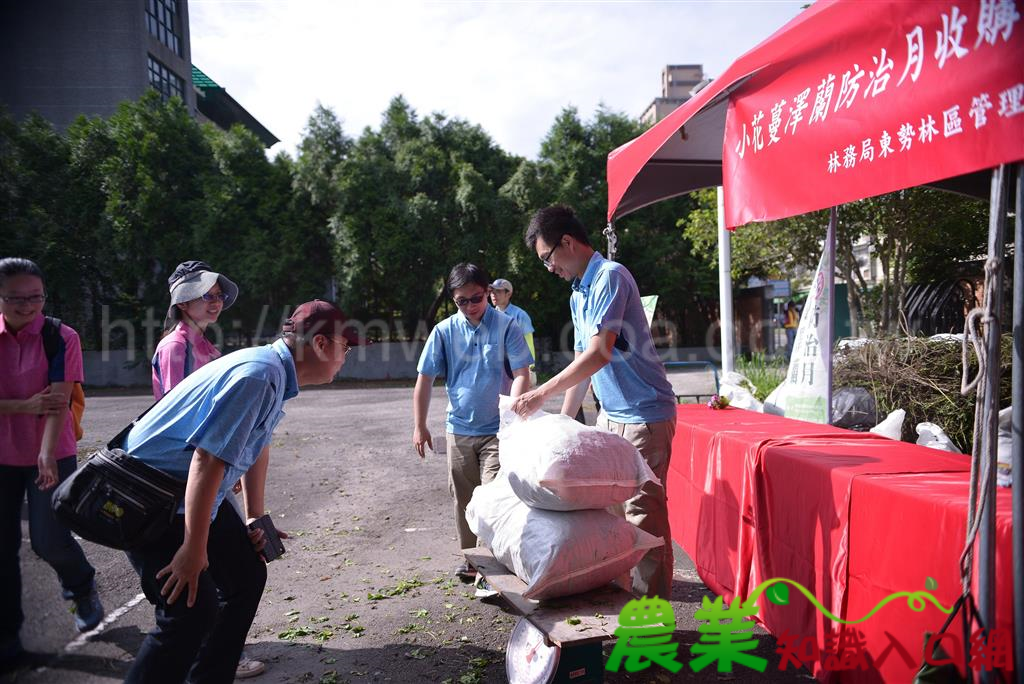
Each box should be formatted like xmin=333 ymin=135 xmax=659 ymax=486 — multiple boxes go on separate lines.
xmin=167 ymin=260 xmax=239 ymax=309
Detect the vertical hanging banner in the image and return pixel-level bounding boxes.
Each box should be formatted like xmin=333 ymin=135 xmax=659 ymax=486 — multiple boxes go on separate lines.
xmin=783 ymin=236 xmax=834 ymax=424
xmin=723 ymin=0 xmax=1024 ymax=227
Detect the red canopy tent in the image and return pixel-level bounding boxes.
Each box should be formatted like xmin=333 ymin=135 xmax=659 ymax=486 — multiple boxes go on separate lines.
xmin=605 ymin=0 xmax=1022 ymax=679
xmin=607 ymin=0 xmax=1023 ymax=225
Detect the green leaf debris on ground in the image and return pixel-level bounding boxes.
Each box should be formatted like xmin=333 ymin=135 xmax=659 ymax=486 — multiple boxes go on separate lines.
xmin=367 ymin=577 xmax=426 ymax=600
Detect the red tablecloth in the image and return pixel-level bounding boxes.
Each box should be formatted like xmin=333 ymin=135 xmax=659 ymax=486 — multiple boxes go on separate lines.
xmin=668 ymin=404 xmax=1015 ymax=681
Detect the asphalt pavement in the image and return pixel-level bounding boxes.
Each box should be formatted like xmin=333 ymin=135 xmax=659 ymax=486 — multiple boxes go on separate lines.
xmin=9 ymin=378 xmax=814 ymax=684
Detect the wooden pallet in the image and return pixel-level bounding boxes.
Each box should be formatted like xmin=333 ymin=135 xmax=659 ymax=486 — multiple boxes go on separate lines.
xmin=463 ymin=547 xmax=635 ymax=648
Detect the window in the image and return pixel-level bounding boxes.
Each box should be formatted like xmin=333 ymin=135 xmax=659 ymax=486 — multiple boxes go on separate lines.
xmin=146 ymin=0 xmax=181 ymax=56
xmin=148 ymin=56 xmax=184 ymax=101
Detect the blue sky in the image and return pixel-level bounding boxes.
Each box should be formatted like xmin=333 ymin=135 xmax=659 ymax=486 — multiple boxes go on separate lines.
xmin=189 ymin=0 xmax=807 ymax=159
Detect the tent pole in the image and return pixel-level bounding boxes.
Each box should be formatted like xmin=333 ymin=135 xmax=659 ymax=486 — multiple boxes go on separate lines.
xmin=978 ymin=165 xmax=1007 ymax=684
xmin=827 ymin=207 xmax=837 ymax=425
xmin=1012 ymin=162 xmax=1022 ymax=682
xmin=717 ymin=187 xmax=735 ymax=374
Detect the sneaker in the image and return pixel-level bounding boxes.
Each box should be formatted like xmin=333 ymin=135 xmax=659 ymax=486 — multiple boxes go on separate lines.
xmin=72 ymin=587 xmax=105 ymax=633
xmin=235 ymin=657 xmax=266 ymax=679
xmin=454 ymin=563 xmax=477 ymax=582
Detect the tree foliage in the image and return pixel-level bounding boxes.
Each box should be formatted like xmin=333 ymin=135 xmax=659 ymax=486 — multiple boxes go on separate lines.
xmin=1 ymin=91 xmax=994 ymax=354
xmin=682 ymin=186 xmax=989 ymax=335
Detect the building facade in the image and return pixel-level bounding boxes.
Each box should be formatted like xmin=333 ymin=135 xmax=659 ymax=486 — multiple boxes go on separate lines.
xmin=1 ymin=0 xmax=196 ymax=128
xmin=640 ymin=64 xmax=706 ymax=126
xmin=1 ymin=0 xmax=276 ymax=146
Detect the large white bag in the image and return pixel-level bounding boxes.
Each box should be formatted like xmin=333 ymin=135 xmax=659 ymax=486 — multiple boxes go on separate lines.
xmin=466 ymin=475 xmax=662 ymax=600
xmin=497 ymin=398 xmax=657 ymax=511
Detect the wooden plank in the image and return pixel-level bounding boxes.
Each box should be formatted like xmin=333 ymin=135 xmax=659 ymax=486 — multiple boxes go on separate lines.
xmin=463 ymin=548 xmax=635 ymax=648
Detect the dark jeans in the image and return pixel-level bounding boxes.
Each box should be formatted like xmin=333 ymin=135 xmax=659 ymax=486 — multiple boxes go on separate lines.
xmin=0 ymin=457 xmax=96 ymax=642
xmin=125 ymin=501 xmax=266 ymax=684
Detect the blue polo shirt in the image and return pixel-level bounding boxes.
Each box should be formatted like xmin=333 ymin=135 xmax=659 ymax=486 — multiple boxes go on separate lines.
xmin=124 ymin=338 xmax=299 ymax=515
xmin=571 ymin=252 xmax=676 ymax=424
xmin=417 ymin=306 xmax=533 ymax=436
xmin=501 ymin=303 xmax=534 ymax=335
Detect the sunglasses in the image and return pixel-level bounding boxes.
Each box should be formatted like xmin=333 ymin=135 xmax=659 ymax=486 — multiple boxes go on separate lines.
xmin=454 ymin=293 xmax=487 ymax=308
xmin=200 ymin=292 xmax=230 ymax=303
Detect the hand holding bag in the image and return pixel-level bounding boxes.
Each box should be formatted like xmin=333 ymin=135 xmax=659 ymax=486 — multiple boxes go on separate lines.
xmin=51 ymin=407 xmax=186 ymax=550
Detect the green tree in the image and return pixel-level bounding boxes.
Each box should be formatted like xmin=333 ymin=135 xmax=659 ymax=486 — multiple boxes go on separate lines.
xmin=330 ymin=97 xmax=519 ymax=337
xmin=681 ymin=186 xmax=989 ymax=335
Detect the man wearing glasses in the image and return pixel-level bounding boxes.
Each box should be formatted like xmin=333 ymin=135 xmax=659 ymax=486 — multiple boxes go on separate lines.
xmin=512 ymin=205 xmax=677 ymax=600
xmin=413 ymin=263 xmax=533 ymax=580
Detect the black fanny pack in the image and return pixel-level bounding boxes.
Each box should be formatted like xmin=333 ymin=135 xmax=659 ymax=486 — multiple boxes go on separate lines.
xmin=52 ymin=407 xmax=186 ymax=550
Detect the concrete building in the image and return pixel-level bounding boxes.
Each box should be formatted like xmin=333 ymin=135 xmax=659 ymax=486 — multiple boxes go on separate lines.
xmin=1 ymin=0 xmax=196 ymax=126
xmin=640 ymin=64 xmax=706 ymax=126
xmin=0 ymin=0 xmax=275 ymax=146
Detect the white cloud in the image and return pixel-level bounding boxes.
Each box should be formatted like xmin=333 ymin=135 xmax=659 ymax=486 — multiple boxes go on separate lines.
xmin=188 ymin=0 xmax=807 ymax=159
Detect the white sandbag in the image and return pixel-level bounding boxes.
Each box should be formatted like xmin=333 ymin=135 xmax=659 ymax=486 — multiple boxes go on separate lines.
xmin=497 ymin=411 xmax=656 ymax=512
xmin=466 ymin=475 xmax=662 ymax=600
xmin=870 ymin=409 xmax=905 ymax=440
xmin=915 ymin=422 xmax=962 ymax=453
xmin=997 ymin=406 xmax=1012 ymax=488
xmin=718 ymin=371 xmax=764 ymax=412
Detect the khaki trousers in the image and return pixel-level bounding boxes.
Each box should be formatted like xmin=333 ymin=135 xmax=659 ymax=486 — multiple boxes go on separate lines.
xmin=447 ymin=433 xmax=500 ymax=549
xmin=597 ymin=415 xmax=676 ymax=599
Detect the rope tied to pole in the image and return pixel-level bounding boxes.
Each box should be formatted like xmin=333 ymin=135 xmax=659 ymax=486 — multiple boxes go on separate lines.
xmin=958 ymin=250 xmax=1003 ymax=595
xmin=603 ymin=221 xmax=618 ymax=262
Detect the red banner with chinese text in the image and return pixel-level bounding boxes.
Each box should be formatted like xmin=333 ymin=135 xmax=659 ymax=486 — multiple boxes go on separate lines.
xmin=723 ymin=0 xmax=1024 ymax=228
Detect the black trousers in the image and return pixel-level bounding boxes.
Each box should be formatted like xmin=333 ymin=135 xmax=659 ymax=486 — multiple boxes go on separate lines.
xmin=125 ymin=501 xmax=266 ymax=684
xmin=0 ymin=458 xmax=95 ymax=643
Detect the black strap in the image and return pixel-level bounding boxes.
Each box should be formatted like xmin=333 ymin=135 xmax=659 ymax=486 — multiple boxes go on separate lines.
xmin=41 ymin=316 xmax=62 ymax=367
xmin=107 ymin=401 xmax=160 ymax=451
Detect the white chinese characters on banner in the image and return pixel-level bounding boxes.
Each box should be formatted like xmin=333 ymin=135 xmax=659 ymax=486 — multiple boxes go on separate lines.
xmin=783 ymin=244 xmax=833 ymax=424
xmin=731 ymin=0 xmax=1021 ymax=162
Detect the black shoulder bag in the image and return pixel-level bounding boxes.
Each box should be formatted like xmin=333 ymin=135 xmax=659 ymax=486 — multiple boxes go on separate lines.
xmin=51 ymin=406 xmax=187 ymax=550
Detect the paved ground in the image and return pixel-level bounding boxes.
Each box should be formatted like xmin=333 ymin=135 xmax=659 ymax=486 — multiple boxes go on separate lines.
xmin=9 ymin=380 xmax=814 ymax=684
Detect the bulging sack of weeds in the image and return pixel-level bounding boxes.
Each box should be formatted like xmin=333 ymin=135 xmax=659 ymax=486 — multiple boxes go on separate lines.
xmin=466 ymin=474 xmax=662 ymax=600
xmin=496 ymin=397 xmax=658 ymax=511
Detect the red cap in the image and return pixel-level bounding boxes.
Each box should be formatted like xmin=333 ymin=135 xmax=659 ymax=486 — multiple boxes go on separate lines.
xmin=282 ymin=300 xmax=366 ymax=345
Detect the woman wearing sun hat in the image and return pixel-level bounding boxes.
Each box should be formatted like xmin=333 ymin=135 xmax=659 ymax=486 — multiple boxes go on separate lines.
xmin=151 ymin=260 xmax=239 ymax=401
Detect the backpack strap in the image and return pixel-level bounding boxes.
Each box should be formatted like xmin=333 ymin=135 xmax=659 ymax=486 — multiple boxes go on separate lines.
xmin=41 ymin=316 xmax=66 ymax=382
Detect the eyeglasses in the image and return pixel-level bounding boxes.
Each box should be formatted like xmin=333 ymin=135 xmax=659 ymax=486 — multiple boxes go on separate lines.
xmin=329 ymin=336 xmax=353 ymax=356
xmin=540 ymin=240 xmax=563 ymax=268
xmin=0 ymin=294 xmax=46 ymax=305
xmin=200 ymin=292 xmax=229 ymax=303
xmin=454 ymin=293 xmax=486 ymax=308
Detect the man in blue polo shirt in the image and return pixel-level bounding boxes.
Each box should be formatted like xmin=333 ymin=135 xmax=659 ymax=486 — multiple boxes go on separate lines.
xmin=512 ymin=205 xmax=677 ymax=599
xmin=121 ymin=300 xmax=362 ymax=684
xmin=413 ymin=263 xmax=532 ymax=579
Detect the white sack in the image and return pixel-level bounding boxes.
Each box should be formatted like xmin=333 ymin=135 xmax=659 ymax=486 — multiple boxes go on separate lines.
xmin=496 ymin=397 xmax=657 ymax=511
xmin=466 ymin=475 xmax=663 ymax=600
xmin=997 ymin=406 xmax=1012 ymax=488
xmin=718 ymin=371 xmax=764 ymax=412
xmin=915 ymin=422 xmax=962 ymax=453
xmin=870 ymin=409 xmax=906 ymax=440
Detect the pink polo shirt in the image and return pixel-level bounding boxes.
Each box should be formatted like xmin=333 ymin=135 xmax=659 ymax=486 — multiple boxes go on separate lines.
xmin=151 ymin=321 xmax=221 ymax=400
xmin=0 ymin=314 xmax=84 ymax=466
